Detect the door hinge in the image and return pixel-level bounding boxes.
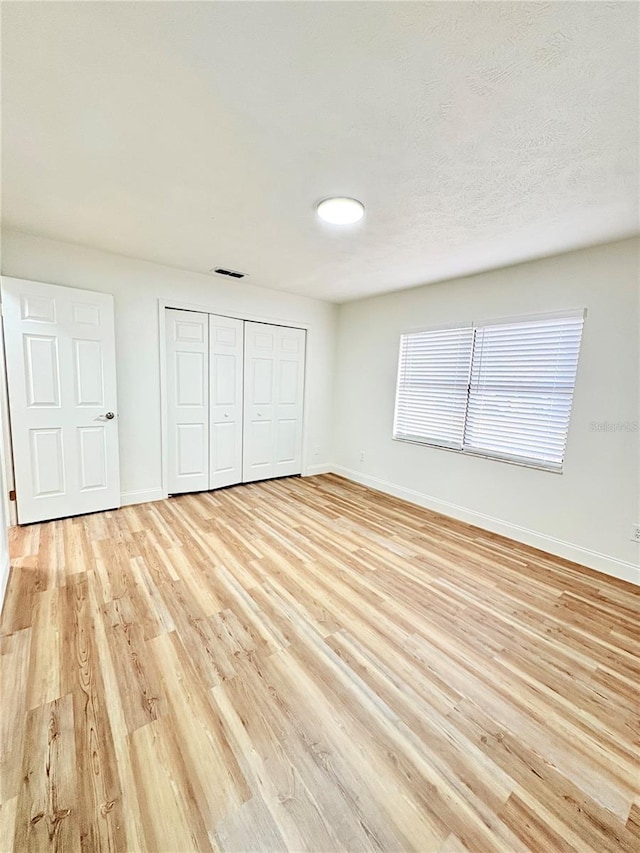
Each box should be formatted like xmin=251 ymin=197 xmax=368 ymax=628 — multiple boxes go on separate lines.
xmin=9 ymin=489 xmax=16 ymax=502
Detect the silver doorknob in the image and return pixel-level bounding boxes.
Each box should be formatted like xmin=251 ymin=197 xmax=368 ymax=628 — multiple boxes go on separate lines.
xmin=104 ymin=412 xmax=115 ymax=420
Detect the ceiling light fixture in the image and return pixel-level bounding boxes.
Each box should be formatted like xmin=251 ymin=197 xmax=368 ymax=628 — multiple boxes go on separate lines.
xmin=316 ymin=197 xmax=365 ymax=225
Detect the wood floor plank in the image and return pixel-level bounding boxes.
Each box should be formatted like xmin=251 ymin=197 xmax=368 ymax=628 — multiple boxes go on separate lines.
xmin=61 ymin=576 xmax=126 ymax=852
xmin=25 ymin=588 xmax=62 ymax=712
xmin=101 ymin=595 xmax=166 ymax=734
xmin=14 ymin=694 xmax=79 ymax=852
xmin=215 ymin=794 xmax=288 ymax=853
xmin=0 ymin=628 xmax=32 ymax=802
xmin=0 ymin=558 xmax=45 ymax=634
xmin=128 ymin=717 xmax=214 ymax=853
xmin=1 ymin=473 xmax=638 ymax=852
xmin=147 ymin=630 xmax=251 ymax=830
xmin=84 ymin=573 xmax=146 ymax=852
xmin=213 ymin=670 xmax=358 ymax=853
xmin=0 ymin=796 xmax=18 ymax=853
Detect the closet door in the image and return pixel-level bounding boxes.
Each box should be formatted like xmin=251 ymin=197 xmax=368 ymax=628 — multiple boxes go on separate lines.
xmin=209 ymin=315 xmax=243 ymax=489
xmin=243 ymin=322 xmax=305 ymax=483
xmin=166 ymin=309 xmax=209 ymax=494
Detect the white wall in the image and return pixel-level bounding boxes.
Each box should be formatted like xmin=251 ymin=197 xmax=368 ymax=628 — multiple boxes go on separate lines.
xmin=1 ymin=230 xmax=337 ymax=506
xmin=333 ymin=238 xmax=640 ymax=583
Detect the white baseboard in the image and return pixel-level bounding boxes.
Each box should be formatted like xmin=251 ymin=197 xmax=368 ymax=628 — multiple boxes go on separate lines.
xmin=303 ymin=463 xmax=332 ymax=476
xmin=332 ymin=466 xmax=640 ymax=586
xmin=120 ymin=488 xmax=165 ymax=507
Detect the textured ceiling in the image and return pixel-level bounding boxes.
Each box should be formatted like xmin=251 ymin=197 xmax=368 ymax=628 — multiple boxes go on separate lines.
xmin=1 ymin=2 xmax=638 ymax=302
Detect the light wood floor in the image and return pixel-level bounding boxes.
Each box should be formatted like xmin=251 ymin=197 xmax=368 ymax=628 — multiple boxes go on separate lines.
xmin=0 ymin=474 xmax=638 ymax=852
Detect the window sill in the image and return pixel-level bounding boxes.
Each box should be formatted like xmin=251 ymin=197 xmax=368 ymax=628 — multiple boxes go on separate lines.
xmin=392 ymin=436 xmax=564 ymax=474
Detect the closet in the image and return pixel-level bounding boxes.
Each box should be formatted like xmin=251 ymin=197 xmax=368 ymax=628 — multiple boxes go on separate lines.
xmin=165 ymin=309 xmax=305 ymax=494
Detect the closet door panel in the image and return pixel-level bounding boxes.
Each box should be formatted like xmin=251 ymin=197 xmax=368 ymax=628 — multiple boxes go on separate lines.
xmin=274 ymin=326 xmax=306 ymax=478
xmin=275 ymin=419 xmax=297 ymax=464
xmin=166 ymin=313 xmax=305 ymax=492
xmin=209 ymin=315 xmax=244 ymax=489
xmin=243 ymin=323 xmax=276 ymax=482
xmin=243 ymin=322 xmax=305 ymax=483
xmin=166 ymin=309 xmax=209 ymax=493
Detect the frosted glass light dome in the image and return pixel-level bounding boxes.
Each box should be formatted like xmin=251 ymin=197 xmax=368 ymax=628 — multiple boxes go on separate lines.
xmin=316 ymin=197 xmax=365 ymax=224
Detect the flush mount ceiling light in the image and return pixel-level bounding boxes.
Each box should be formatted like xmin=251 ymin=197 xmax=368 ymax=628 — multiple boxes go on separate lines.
xmin=316 ymin=197 xmax=365 ymax=225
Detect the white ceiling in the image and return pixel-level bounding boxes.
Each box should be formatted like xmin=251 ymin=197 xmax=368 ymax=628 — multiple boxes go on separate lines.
xmin=2 ymin=2 xmax=638 ymax=303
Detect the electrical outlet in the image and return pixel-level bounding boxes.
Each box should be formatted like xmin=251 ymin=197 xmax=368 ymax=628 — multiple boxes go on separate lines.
xmin=632 ymin=524 xmax=640 ymax=543
xmin=359 ymin=450 xmax=365 ymax=463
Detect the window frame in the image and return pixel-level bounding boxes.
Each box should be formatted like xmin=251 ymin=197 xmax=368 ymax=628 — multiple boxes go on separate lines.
xmin=392 ymin=310 xmax=586 ymax=474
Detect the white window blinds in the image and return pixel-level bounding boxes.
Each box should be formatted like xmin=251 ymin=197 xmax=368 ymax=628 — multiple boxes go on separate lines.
xmin=393 ymin=312 xmax=584 ymax=471
xmin=393 ymin=326 xmax=474 ymax=449
xmin=464 ymin=314 xmax=584 ymax=470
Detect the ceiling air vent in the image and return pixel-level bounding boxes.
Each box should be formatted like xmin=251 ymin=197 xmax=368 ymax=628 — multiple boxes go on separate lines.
xmin=211 ymin=267 xmax=246 ymax=279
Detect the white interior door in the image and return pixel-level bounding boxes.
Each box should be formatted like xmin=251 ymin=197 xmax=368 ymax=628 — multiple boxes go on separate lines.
xmin=166 ymin=309 xmax=209 ymax=494
xmin=209 ymin=315 xmax=243 ymax=489
xmin=1 ymin=276 xmax=121 ymax=524
xmin=243 ymin=322 xmax=305 ymax=483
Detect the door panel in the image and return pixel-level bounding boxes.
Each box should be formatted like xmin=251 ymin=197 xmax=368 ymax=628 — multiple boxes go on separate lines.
xmin=209 ymin=315 xmax=243 ymax=489
xmin=243 ymin=323 xmax=276 ymax=481
xmin=213 ymin=355 xmax=235 ymax=404
xmin=252 ymin=359 xmax=273 ymax=405
xmin=274 ymin=330 xmax=305 ymax=478
xmin=211 ymin=421 xmax=235 ymax=472
xmin=175 ymin=352 xmax=206 ymax=406
xmin=72 ymin=302 xmax=101 ymax=326
xmin=276 ymin=419 xmax=297 ymax=463
xmin=73 ymin=339 xmax=104 ymax=406
xmin=78 ymin=426 xmax=107 ymax=490
xmin=177 ymin=423 xmax=206 ymax=475
xmin=30 ymin=428 xmax=65 ymax=496
xmin=248 ymin=419 xmax=273 ymax=466
xmin=2 ymin=276 xmax=120 ymax=523
xmin=243 ymin=322 xmax=305 ymax=483
xmin=21 ymin=293 xmax=56 ymax=323
xmin=24 ymin=335 xmax=61 ymax=406
xmin=166 ymin=309 xmax=209 ymax=493
xmin=278 ymin=359 xmax=299 ymax=404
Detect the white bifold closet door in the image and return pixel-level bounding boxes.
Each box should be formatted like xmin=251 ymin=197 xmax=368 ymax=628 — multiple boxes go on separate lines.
xmin=166 ymin=310 xmax=245 ymax=493
xmin=243 ymin=322 xmax=306 ymax=483
xmin=209 ymin=314 xmax=244 ymax=488
xmin=166 ymin=310 xmax=305 ymax=493
xmin=165 ymin=309 xmax=210 ymax=494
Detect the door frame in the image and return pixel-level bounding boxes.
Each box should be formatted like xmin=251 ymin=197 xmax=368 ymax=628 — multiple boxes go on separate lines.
xmin=158 ymin=298 xmax=310 ymax=500
xmin=0 ymin=309 xmax=17 ymax=527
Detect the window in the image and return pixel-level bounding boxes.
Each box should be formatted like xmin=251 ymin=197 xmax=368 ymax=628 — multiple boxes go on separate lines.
xmin=393 ymin=311 xmax=585 ymax=471
xmin=394 ymin=326 xmax=474 ymax=450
